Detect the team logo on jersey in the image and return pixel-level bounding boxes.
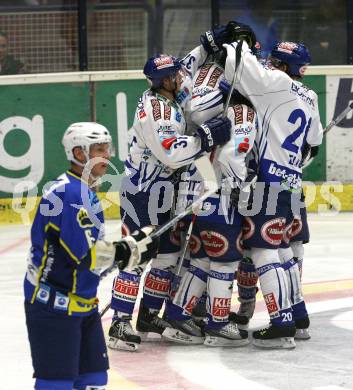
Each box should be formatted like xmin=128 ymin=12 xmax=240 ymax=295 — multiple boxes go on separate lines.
xmin=260 ymin=218 xmax=286 ymax=246
xmin=54 ymin=292 xmax=69 ymax=311
xmin=77 ymin=207 xmax=94 ymax=228
xmin=36 ymin=283 xmax=50 ymax=304
xmin=264 ymin=292 xmax=279 ymax=314
xmin=200 ymin=231 xmax=229 ymax=257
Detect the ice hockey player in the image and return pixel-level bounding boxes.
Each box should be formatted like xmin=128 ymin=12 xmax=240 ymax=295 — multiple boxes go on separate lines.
xmin=107 ymin=54 xmax=231 ymax=351
xmin=162 ymin=21 xmax=258 ymax=347
xmin=24 ymin=122 xmax=159 ymax=390
xmin=223 ymin=39 xmax=323 ymax=348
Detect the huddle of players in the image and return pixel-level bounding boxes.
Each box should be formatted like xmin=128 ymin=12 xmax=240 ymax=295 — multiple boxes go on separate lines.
xmin=107 ymin=21 xmax=323 ymax=351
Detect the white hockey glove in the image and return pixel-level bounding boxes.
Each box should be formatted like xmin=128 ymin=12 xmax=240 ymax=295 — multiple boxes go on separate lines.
xmin=114 ymin=226 xmax=159 ymax=270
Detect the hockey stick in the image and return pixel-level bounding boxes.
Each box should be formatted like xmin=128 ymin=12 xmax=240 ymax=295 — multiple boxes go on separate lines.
xmin=98 ymin=155 xmax=218 ymax=282
xmin=302 ymin=102 xmax=353 ymax=166
xmin=174 ymin=40 xmax=244 ymax=276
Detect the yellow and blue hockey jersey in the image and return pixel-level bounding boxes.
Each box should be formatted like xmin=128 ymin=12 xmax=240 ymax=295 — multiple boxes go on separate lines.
xmin=24 ymin=170 xmax=104 ymax=316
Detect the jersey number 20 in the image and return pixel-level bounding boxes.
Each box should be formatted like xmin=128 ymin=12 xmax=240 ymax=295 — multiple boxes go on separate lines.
xmin=281 ymin=109 xmax=312 ymax=154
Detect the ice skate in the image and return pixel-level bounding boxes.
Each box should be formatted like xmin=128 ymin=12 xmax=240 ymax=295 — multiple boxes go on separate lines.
xmin=204 ymin=322 xmax=249 ymax=347
xmin=252 ymin=323 xmax=296 ymax=349
xmin=295 ymin=316 xmax=311 ymax=340
xmin=108 ymin=317 xmax=141 ymax=352
xmin=136 ymin=301 xmax=170 ymax=341
xmin=162 ymin=318 xmax=205 ymax=345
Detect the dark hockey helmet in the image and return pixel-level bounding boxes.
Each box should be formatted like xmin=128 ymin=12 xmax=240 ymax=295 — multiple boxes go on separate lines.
xmin=143 ymin=54 xmax=182 ymax=89
xmin=270 ymin=42 xmax=311 ymax=77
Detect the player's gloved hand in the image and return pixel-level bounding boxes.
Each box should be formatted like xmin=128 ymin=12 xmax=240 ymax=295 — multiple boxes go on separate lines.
xmin=301 ymin=143 xmax=319 ymax=168
xmin=200 ymin=25 xmax=229 ymax=55
xmin=225 ymin=21 xmax=257 ymax=50
xmin=114 ymin=226 xmax=159 ymax=270
xmin=230 ymin=171 xmax=257 ymax=211
xmin=197 ymin=117 xmax=231 ymax=152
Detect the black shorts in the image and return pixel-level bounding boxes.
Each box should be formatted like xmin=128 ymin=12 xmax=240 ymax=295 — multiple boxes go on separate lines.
xmin=25 ymin=300 xmax=109 ymax=380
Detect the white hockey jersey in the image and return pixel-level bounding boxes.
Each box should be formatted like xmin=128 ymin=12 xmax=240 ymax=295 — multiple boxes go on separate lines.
xmin=224 ymin=42 xmax=323 ymax=191
xmin=126 ymin=90 xmax=203 ymax=191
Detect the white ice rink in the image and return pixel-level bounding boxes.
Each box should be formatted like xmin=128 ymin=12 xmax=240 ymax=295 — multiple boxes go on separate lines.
xmin=2 ymin=213 xmax=353 ymax=390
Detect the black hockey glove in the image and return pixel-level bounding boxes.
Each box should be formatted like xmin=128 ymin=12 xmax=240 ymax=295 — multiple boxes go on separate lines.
xmin=197 ymin=117 xmax=231 ymax=152
xmin=230 ymin=171 xmax=257 ymax=211
xmin=301 ymin=143 xmax=319 ymax=168
xmin=114 ymin=227 xmax=159 ymax=270
xmin=226 ymin=21 xmax=257 ymax=50
xmin=200 ymin=25 xmax=229 ymax=55
xmin=218 ymin=79 xmax=253 ymax=107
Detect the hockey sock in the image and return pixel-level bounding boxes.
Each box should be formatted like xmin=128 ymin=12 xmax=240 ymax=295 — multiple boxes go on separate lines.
xmin=142 ymin=252 xmax=179 ymax=311
xmin=73 ymin=371 xmax=108 ymax=390
xmin=236 ymin=256 xmax=258 ymax=316
xmin=290 ymin=241 xmax=304 ymax=279
xmin=167 ymin=257 xmax=209 ymax=321
xmin=35 ymin=379 xmax=73 ymax=390
xmin=252 ymin=248 xmax=294 ymax=327
xmin=206 ymin=261 xmax=237 ymax=329
xmin=279 ymin=246 xmax=308 ymax=320
xmin=111 ymin=267 xmax=144 ymax=317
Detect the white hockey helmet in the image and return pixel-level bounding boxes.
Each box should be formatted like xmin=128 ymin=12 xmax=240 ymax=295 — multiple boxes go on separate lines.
xmin=62 ymin=122 xmax=113 ymax=166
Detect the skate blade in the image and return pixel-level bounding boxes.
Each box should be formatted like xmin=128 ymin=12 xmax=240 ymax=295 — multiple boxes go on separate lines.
xmin=162 ymin=327 xmax=205 ymax=345
xmin=295 ymin=329 xmax=311 ymax=340
xmin=253 ymin=337 xmax=296 ymax=349
xmin=107 ymin=337 xmax=139 ymax=352
xmin=204 ymin=336 xmax=250 ymax=347
xmin=137 ymin=331 xmax=163 ymax=342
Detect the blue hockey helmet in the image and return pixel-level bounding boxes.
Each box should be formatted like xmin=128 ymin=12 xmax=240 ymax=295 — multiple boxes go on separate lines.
xmin=143 ymin=54 xmax=182 ymax=89
xmin=270 ymin=42 xmax=311 ymax=77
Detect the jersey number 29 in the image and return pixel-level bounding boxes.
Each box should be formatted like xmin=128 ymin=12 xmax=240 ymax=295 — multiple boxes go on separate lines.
xmin=281 ymin=109 xmax=312 ymax=154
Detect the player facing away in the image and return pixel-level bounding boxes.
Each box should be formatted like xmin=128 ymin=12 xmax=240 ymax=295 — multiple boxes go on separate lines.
xmin=223 ymin=40 xmax=323 ymax=348
xmin=108 ymin=54 xmax=231 ymax=351
xmin=24 ymin=122 xmax=159 ymax=390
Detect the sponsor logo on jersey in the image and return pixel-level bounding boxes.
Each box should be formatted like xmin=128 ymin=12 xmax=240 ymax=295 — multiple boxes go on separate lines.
xmin=164 ymin=105 xmax=171 ymax=120
xmin=54 ymin=292 xmax=69 ymax=311
xmin=36 ymin=283 xmax=50 ymax=304
xmin=232 ymin=105 xmax=244 ymax=125
xmin=184 ymin=296 xmax=198 ymax=314
xmin=113 ymin=278 xmax=139 ymax=298
xmin=194 ymin=64 xmax=213 ymax=88
xmin=264 ymin=292 xmax=279 ymax=314
xmin=151 ymin=99 xmax=162 ymax=121
xmin=138 ymin=109 xmax=147 ymax=120
xmin=207 ymin=67 xmax=223 ymax=88
xmin=267 ymin=162 xmax=302 ymax=190
xmin=290 ymin=82 xmax=314 ymax=107
xmin=76 ymin=207 xmax=94 ymax=228
xmin=237 ymin=269 xmax=258 ymax=287
xmin=175 ymin=111 xmax=182 ymax=122
xmin=144 ymin=273 xmax=170 ymax=294
xmin=200 ymin=231 xmax=229 ymax=257
xmin=260 ymin=218 xmax=286 ymax=246
xmin=192 ymin=86 xmax=212 ymax=99
xmin=247 ymin=107 xmax=255 ymax=123
xmin=235 ymin=136 xmax=250 ymax=154
xmin=242 ymin=216 xmax=255 ymax=241
xmin=189 ymin=234 xmax=201 ymax=254
xmin=290 ymin=216 xmax=303 ymax=238
xmin=234 ymin=124 xmax=252 ymax=135
xmin=212 ymin=297 xmax=231 ymax=318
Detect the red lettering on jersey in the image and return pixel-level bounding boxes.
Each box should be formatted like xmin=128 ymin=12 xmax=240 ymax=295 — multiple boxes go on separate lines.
xmin=264 ymin=292 xmax=279 ymax=314
xmin=161 ymin=136 xmax=177 ymax=150
xmin=145 ymin=273 xmax=170 ymax=293
xmin=233 ymin=105 xmax=244 ymax=125
xmin=247 ymin=107 xmax=255 ymax=123
xmin=237 ymin=271 xmax=258 ymax=287
xmin=207 ymin=67 xmax=223 ymax=88
xmin=194 ymin=64 xmax=213 ymax=87
xmin=151 ymin=99 xmax=162 ymax=121
xmin=212 ymin=297 xmax=231 ymax=317
xmin=114 ymin=278 xmax=139 ymax=297
xmin=164 ymin=105 xmax=171 ymax=120
xmin=185 ymin=296 xmax=198 ymax=314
